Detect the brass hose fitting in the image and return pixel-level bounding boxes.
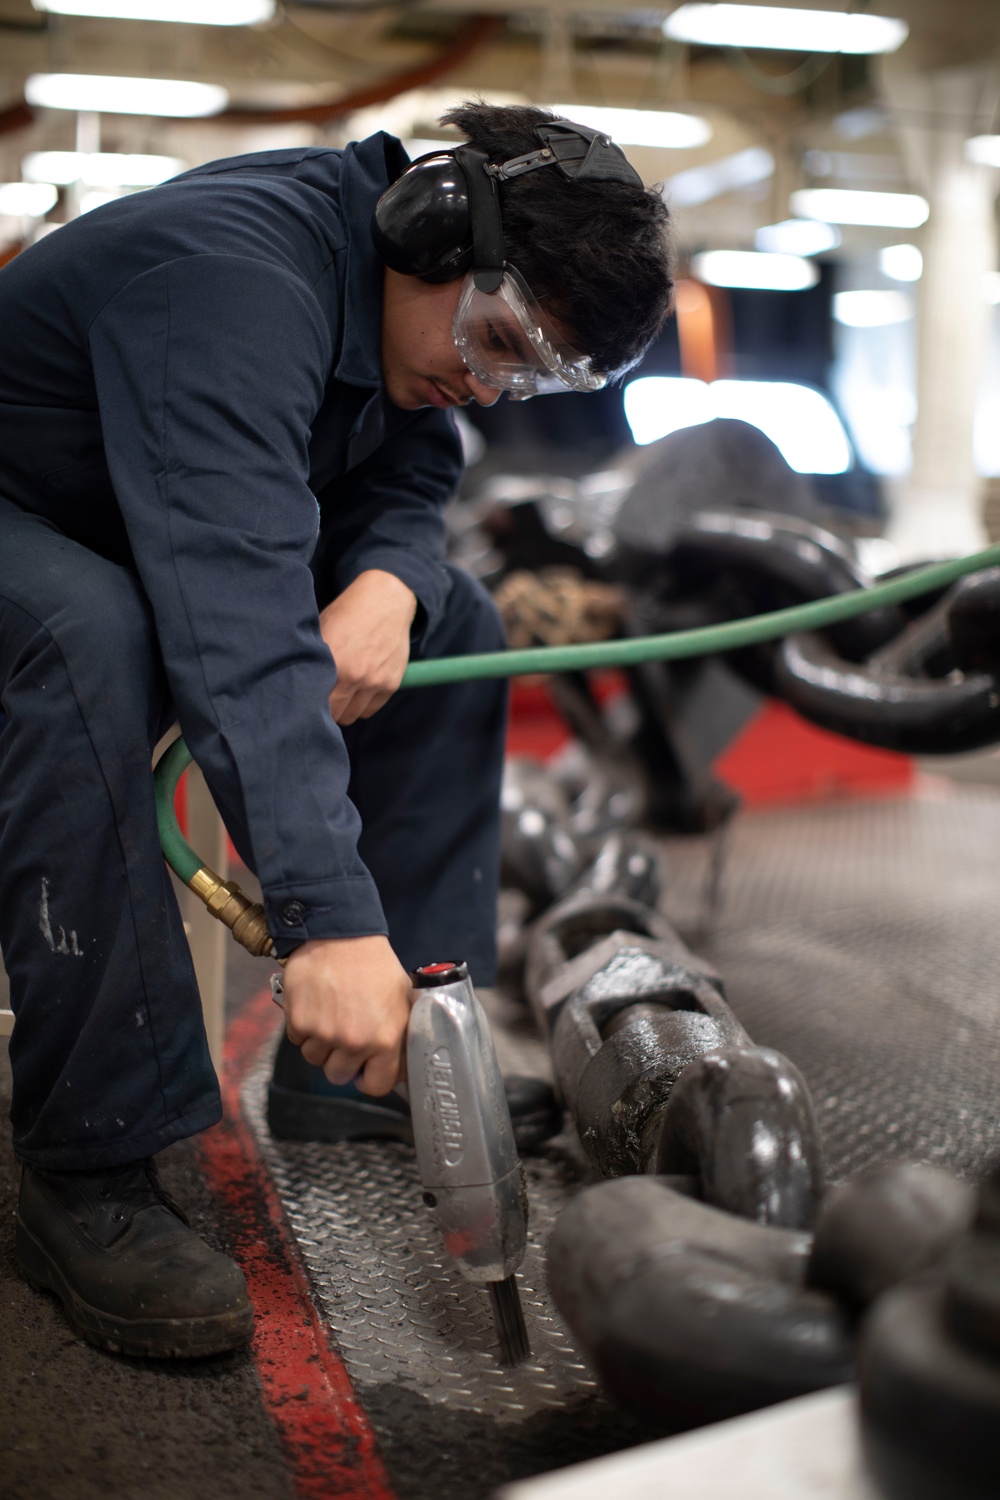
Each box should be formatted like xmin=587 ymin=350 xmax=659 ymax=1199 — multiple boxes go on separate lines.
xmin=189 ymin=866 xmax=277 ymax=959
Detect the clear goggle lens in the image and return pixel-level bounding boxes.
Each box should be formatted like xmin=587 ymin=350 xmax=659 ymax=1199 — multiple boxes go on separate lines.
xmin=452 ymin=268 xmax=607 ymax=401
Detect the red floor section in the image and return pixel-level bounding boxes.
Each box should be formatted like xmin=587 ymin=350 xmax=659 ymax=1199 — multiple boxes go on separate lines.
xmin=505 ymin=673 xmax=627 ymax=761
xmin=197 ymin=990 xmax=397 ymax=1500
xmin=715 ymin=700 xmax=913 ymax=806
xmin=506 ymin=679 xmax=913 ymax=806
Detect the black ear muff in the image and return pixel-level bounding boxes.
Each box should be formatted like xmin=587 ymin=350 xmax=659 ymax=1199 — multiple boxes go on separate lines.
xmin=371 ymin=119 xmax=641 ymax=288
xmin=371 ymin=153 xmax=476 ymax=283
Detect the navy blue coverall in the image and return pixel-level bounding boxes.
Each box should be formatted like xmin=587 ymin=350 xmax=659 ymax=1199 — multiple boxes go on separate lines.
xmin=0 ymin=133 xmax=507 ymax=1170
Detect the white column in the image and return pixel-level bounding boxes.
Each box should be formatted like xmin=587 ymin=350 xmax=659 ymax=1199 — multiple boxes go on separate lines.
xmin=67 ymin=111 xmax=101 ymax=220
xmin=881 ymin=63 xmax=999 ymax=558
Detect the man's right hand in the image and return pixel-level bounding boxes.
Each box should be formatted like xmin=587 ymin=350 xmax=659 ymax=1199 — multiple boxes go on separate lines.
xmin=281 ymin=934 xmax=413 ymax=1096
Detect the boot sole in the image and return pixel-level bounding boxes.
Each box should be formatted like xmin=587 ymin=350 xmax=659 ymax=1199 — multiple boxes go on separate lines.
xmin=267 ymin=1080 xmax=415 ymax=1144
xmin=15 ymin=1217 xmax=255 ymax=1359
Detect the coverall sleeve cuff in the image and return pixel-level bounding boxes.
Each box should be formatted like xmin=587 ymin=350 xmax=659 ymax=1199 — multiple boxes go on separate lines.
xmin=264 ymin=875 xmax=389 ymax=958
xmin=335 ymin=549 xmax=450 ymax=638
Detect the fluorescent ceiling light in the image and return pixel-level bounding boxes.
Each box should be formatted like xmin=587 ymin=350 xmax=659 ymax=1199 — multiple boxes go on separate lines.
xmin=23 ymin=150 xmax=183 ymax=186
xmin=965 ymin=135 xmax=1000 ymax=169
xmin=692 ymin=249 xmax=818 ymax=290
xmin=32 ymin=0 xmax=273 ymax=22
xmin=664 ymin=4 xmax=908 ymax=54
xmin=666 ymin=146 xmax=773 ymax=206
xmin=0 ymin=181 xmax=59 ymax=216
xmin=403 ymin=139 xmax=458 ymax=161
xmin=984 ymin=272 xmax=1000 ymax=306
xmin=754 ymin=218 xmax=841 ymax=256
xmin=548 ymin=104 xmax=712 ymax=150
xmin=791 ymin=187 xmax=929 ymax=228
xmin=25 ymin=74 xmax=229 ymax=117
xmin=77 ymin=151 xmax=184 ymax=185
xmin=623 ymin=375 xmax=851 ymax=472
xmin=834 ymin=106 xmax=889 ymax=140
xmin=23 ymin=150 xmax=95 ymax=184
xmin=879 ymin=243 xmax=922 ymax=282
xmin=833 ymin=290 xmax=913 ymax=327
xmin=79 ymin=188 xmax=121 ymax=214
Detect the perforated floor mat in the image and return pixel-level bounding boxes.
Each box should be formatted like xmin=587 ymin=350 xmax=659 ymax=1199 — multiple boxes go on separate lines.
xmin=661 ymin=788 xmax=1000 ymax=1183
xmin=242 ymin=786 xmax=1000 ymax=1496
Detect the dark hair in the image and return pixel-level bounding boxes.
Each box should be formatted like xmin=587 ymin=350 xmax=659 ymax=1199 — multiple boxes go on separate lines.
xmin=440 ymin=100 xmax=674 ymax=376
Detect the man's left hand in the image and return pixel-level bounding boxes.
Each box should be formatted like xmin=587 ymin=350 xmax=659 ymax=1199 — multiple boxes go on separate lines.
xmin=320 ymin=569 xmax=417 ymax=724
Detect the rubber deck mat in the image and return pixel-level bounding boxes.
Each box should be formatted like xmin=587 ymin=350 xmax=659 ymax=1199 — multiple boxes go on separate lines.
xmin=243 ymin=787 xmax=1000 ymax=1496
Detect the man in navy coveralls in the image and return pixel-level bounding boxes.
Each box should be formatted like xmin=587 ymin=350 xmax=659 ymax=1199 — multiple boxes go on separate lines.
xmin=0 ymin=101 xmax=672 ymax=1355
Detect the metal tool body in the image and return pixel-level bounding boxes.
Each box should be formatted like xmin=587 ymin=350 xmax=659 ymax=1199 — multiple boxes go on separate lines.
xmin=271 ymin=959 xmax=530 ymax=1361
xmin=406 ymin=962 xmax=530 ymax=1363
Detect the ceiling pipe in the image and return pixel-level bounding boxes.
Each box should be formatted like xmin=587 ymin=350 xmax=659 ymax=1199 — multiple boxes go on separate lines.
xmin=0 ymin=100 xmax=35 ymax=136
xmin=0 ymin=13 xmax=501 ymax=136
xmin=206 ymin=13 xmax=502 ymax=125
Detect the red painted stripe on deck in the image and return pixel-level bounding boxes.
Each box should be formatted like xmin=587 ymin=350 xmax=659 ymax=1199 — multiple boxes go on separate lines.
xmin=197 ymin=988 xmax=397 ymax=1500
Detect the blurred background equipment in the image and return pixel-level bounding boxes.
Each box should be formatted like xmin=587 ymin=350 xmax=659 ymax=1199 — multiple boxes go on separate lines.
xmin=2 ymin=0 xmax=999 ymax=561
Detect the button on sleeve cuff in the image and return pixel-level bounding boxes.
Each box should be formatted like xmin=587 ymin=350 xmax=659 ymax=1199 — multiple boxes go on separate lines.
xmin=264 ymin=876 xmax=389 ymax=958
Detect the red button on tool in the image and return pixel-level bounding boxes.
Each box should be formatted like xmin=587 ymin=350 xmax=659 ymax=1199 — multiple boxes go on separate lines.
xmin=412 ymin=960 xmax=468 ymax=988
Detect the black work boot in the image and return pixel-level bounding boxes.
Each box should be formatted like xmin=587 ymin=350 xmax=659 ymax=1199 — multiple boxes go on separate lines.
xmin=267 ymin=1033 xmax=564 ymax=1153
xmin=15 ymin=1157 xmax=254 ymax=1358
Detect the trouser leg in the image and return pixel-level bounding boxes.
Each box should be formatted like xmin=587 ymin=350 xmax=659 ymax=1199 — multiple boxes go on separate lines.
xmin=340 ymin=565 xmax=507 ymax=983
xmin=0 ymin=499 xmax=219 ymax=1169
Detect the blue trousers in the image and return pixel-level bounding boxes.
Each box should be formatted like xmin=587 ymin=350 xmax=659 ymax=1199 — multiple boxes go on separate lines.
xmin=0 ymin=497 xmax=507 ymax=1169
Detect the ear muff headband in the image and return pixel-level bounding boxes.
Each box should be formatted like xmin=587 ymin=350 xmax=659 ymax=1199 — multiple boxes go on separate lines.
xmin=371 ymin=117 xmax=643 ymax=291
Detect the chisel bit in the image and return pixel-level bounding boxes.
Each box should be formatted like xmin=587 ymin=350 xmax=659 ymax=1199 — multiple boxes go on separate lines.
xmin=406 ymin=961 xmax=531 ymax=1366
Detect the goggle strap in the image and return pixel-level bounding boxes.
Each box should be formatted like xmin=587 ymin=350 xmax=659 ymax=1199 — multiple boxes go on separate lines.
xmin=482 ymin=122 xmax=642 ymax=190
xmin=486 ymin=146 xmax=560 ymax=182
xmin=535 ymin=121 xmax=644 ymax=188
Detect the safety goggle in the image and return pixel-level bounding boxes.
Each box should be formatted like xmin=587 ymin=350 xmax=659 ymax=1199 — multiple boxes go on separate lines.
xmin=451 ymin=267 xmax=608 ymax=401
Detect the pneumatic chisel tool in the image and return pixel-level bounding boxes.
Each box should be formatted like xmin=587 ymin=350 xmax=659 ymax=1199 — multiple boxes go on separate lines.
xmin=399 ymin=961 xmax=530 ymax=1365
xmin=270 ymin=959 xmax=531 ymax=1365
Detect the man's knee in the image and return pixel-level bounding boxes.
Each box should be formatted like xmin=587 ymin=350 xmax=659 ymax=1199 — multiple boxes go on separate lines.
xmin=424 ymin=564 xmax=506 ymax=659
xmin=2 ymin=550 xmax=165 ymax=735
xmin=77 ymin=567 xmax=158 ymax=673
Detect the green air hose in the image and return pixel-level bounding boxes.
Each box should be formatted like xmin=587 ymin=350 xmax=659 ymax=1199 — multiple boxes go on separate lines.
xmin=154 ymin=540 xmax=1000 ymax=953
xmin=401 ymin=544 xmax=1000 ymax=687
xmin=155 ymin=734 xmax=203 ymax=888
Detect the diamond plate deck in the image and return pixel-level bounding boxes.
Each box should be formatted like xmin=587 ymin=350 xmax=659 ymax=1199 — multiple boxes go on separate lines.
xmin=242 ymin=784 xmax=1000 ymax=1496
xmin=240 ymin=1046 xmax=667 ymax=1498
xmin=659 ymin=787 xmax=1000 ymax=1182
xmin=243 ymin=1048 xmax=596 ymax=1417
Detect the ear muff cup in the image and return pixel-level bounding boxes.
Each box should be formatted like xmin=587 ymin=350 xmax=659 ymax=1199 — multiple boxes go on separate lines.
xmin=371 ymin=154 xmax=475 ymax=283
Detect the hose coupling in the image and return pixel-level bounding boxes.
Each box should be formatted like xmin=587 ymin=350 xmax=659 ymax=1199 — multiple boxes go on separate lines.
xmin=189 ymin=867 xmax=277 ymax=959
